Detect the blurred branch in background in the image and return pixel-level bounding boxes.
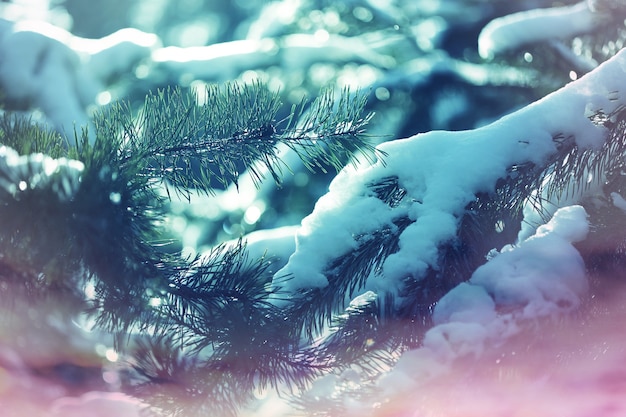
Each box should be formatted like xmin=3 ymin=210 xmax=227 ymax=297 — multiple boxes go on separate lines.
xmin=3 ymin=0 xmax=598 ymax=251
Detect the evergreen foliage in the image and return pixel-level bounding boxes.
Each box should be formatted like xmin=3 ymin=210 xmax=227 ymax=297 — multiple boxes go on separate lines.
xmin=0 ymin=81 xmax=380 ymax=415
xmin=5 ymin=83 xmax=626 ymax=416
xmin=289 ymin=105 xmax=626 ymax=415
xmin=3 ymin=2 xmax=626 ymax=416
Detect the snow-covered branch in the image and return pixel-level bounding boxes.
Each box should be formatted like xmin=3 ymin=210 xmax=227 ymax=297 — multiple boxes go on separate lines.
xmin=477 ymin=1 xmax=622 ymax=61
xmin=276 ymin=45 xmax=626 ymax=298
xmin=0 ymin=20 xmax=158 ymax=138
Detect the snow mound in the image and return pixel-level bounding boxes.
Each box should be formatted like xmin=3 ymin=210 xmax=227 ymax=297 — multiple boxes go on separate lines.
xmin=381 ymin=205 xmax=590 ymax=392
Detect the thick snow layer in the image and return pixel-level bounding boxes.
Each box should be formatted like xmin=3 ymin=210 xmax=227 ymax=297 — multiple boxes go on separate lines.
xmin=377 ymin=308 xmax=626 ymax=417
xmin=478 ymin=2 xmax=602 ymax=59
xmin=274 ymin=47 xmax=626 ymax=299
xmin=371 ymin=264 xmax=626 ymax=417
xmin=445 ymin=205 xmax=589 ymax=325
xmin=365 ymin=206 xmax=591 ymax=414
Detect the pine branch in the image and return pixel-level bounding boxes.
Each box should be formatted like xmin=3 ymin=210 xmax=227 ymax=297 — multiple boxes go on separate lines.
xmin=287 ymin=107 xmax=626 ymax=370
xmin=0 ymin=113 xmax=69 ymax=158
xmin=279 ymin=87 xmax=383 ymax=173
xmin=129 ymin=334 xmax=244 ymax=417
xmin=0 ymin=145 xmax=85 ymax=293
xmin=137 ymin=82 xmax=283 ymax=199
xmin=278 ymin=176 xmax=410 ymax=341
xmin=569 ymin=108 xmax=626 ymax=278
xmin=122 ymin=240 xmax=324 ymax=414
xmin=282 ymin=215 xmax=411 ymax=342
xmin=158 ymin=240 xmax=277 ymax=345
xmin=291 ymin=295 xmax=401 ymax=417
xmin=113 ymin=82 xmax=383 ymax=201
xmin=61 ymin=118 xmax=171 ymax=335
xmin=315 ymin=291 xmax=400 ymax=372
xmin=0 ymin=80 xmax=386 ymax=414
xmin=368 ymin=175 xmax=407 ymax=208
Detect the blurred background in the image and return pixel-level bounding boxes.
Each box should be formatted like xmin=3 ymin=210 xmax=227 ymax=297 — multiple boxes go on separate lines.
xmin=0 ymin=0 xmax=620 ymax=254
